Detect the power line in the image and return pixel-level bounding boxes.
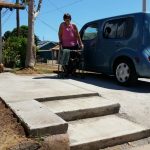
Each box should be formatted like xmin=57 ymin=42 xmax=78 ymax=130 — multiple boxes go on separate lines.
xmin=2 ymin=0 xmax=15 ymax=18
xmin=2 ymin=8 xmax=9 ymax=17
xmin=36 ymin=17 xmax=57 ymax=32
xmin=42 ymin=0 xmax=84 ymax=15
xmin=35 ymin=0 xmax=83 ymax=39
xmin=40 ymin=0 xmax=82 ymax=26
xmin=2 ymin=9 xmax=14 ymax=25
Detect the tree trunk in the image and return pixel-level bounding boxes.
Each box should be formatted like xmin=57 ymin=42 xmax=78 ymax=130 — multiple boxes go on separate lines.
xmin=25 ymin=0 xmax=36 ymax=68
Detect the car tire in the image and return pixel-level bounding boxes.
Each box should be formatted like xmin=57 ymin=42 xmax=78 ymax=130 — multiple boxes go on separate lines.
xmin=114 ymin=59 xmax=138 ymax=86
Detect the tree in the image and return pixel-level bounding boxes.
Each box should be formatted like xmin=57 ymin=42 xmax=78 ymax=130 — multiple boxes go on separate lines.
xmin=12 ymin=25 xmax=28 ymax=38
xmin=25 ymin=0 xmax=35 ymax=68
xmin=21 ymin=0 xmax=42 ymax=68
xmin=3 ymin=25 xmax=40 ymax=68
xmin=3 ymin=25 xmax=40 ymax=45
xmin=3 ymin=36 xmax=27 ymax=68
xmin=3 ymin=31 xmax=11 ymax=41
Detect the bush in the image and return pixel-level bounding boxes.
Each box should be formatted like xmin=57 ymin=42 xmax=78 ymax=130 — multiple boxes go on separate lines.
xmin=3 ymin=36 xmax=27 ymax=68
xmin=3 ymin=25 xmax=40 ymax=46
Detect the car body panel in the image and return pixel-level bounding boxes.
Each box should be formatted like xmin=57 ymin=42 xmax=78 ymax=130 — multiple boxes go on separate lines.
xmin=80 ymin=12 xmax=150 ymax=78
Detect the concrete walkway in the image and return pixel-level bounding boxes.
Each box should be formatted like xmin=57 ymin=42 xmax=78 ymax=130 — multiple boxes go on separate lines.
xmin=1 ymin=72 xmax=150 ymax=149
xmin=0 ymin=73 xmax=95 ymax=103
xmin=0 ymin=73 xmax=97 ymax=136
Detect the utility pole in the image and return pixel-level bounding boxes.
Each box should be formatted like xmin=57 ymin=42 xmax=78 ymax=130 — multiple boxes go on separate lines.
xmin=143 ymin=0 xmax=146 ymax=12
xmin=16 ymin=0 xmax=20 ymax=36
xmin=25 ymin=0 xmax=35 ymax=68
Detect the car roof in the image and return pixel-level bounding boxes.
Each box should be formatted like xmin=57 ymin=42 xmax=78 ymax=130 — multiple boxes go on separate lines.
xmin=86 ymin=12 xmax=149 ymax=24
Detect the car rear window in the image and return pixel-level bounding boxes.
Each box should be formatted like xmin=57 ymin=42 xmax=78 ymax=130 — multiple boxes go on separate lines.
xmin=103 ymin=17 xmax=134 ymax=39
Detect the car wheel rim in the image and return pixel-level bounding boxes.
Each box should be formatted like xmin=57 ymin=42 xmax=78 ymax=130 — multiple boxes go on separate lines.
xmin=116 ymin=63 xmax=130 ymax=83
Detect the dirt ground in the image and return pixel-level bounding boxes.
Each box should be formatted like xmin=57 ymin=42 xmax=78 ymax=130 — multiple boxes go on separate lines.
xmin=0 ymin=98 xmax=70 ymax=150
xmin=0 ymin=100 xmax=41 ymax=150
xmin=1 ymin=63 xmax=51 ymax=149
xmin=0 ymin=63 xmax=70 ymax=150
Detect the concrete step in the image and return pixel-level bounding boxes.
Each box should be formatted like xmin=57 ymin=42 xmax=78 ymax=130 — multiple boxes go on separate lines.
xmin=7 ymin=100 xmax=68 ymax=137
xmin=41 ymin=96 xmax=120 ymax=121
xmin=129 ymin=144 xmax=150 ymax=150
xmin=36 ymin=92 xmax=99 ymax=102
xmin=68 ymin=115 xmax=150 ymax=150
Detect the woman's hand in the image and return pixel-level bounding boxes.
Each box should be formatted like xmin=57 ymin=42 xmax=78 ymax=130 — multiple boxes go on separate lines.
xmin=79 ymin=43 xmax=84 ymax=50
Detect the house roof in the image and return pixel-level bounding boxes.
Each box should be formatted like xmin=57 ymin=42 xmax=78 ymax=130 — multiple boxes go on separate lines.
xmin=38 ymin=41 xmax=58 ymax=51
xmin=51 ymin=45 xmax=60 ymax=51
xmin=37 ymin=41 xmax=49 ymax=48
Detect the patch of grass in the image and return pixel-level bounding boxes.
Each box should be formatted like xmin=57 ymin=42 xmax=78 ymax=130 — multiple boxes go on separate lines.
xmin=11 ymin=63 xmax=58 ymax=75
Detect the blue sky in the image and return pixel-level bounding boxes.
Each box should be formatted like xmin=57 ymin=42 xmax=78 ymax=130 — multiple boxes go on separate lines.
xmin=2 ymin=0 xmax=150 ymax=42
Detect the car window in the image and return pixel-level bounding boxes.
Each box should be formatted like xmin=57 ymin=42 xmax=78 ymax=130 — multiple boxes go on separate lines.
xmin=124 ymin=18 xmax=134 ymax=38
xmin=117 ymin=21 xmax=126 ymax=38
xmin=104 ymin=20 xmax=118 ymax=38
xmin=103 ymin=17 xmax=134 ymax=39
xmin=82 ymin=24 xmax=98 ymax=40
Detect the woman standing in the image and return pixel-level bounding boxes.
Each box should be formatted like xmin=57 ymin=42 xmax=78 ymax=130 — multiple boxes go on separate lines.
xmin=58 ymin=13 xmax=84 ymax=76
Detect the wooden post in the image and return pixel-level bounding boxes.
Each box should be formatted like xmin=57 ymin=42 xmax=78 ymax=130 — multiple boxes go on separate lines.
xmin=16 ymin=0 xmax=20 ymax=36
xmin=0 ymin=8 xmax=2 ymax=63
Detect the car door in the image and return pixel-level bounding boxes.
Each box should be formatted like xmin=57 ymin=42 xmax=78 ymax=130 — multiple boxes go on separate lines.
xmin=81 ymin=23 xmax=99 ymax=71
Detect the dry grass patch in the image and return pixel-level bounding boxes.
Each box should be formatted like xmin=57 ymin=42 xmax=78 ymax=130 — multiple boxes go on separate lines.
xmin=12 ymin=63 xmax=58 ymax=75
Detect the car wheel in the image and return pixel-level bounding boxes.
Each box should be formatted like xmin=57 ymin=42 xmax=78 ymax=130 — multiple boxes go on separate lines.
xmin=114 ymin=60 xmax=138 ymax=85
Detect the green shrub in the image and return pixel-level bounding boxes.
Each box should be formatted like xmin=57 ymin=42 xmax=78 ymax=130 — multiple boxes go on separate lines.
xmin=3 ymin=36 xmax=27 ymax=68
xmin=3 ymin=25 xmax=40 ymax=45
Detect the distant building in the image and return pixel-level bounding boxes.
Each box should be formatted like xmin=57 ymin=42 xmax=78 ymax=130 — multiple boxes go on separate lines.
xmin=51 ymin=45 xmax=60 ymax=59
xmin=37 ymin=41 xmax=58 ymax=63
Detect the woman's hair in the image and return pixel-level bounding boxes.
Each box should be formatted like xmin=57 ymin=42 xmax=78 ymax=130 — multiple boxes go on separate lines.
xmin=63 ymin=13 xmax=71 ymax=20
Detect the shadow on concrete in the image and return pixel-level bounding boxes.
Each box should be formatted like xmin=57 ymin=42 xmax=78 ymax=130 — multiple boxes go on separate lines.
xmin=33 ymin=72 xmax=150 ymax=93
xmin=33 ymin=75 xmax=59 ymax=80
xmin=74 ymin=72 xmax=150 ymax=94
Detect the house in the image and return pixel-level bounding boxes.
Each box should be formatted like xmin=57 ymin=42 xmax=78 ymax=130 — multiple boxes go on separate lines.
xmin=51 ymin=45 xmax=60 ymax=60
xmin=37 ymin=41 xmax=58 ymax=63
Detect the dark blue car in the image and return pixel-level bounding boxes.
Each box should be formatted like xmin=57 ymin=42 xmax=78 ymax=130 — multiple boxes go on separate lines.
xmin=80 ymin=12 xmax=150 ymax=85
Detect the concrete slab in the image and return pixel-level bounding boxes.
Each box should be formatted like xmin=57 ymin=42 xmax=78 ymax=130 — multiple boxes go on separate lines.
xmin=68 ymin=115 xmax=150 ymax=150
xmin=129 ymin=144 xmax=150 ymax=150
xmin=42 ymin=96 xmax=120 ymax=121
xmin=7 ymin=100 xmax=68 ymax=137
xmin=0 ymin=73 xmax=96 ymax=103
